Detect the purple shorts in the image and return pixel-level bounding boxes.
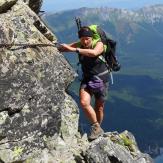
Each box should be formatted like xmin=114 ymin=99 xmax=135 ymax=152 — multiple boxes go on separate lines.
xmin=80 ymin=78 xmax=109 ymax=102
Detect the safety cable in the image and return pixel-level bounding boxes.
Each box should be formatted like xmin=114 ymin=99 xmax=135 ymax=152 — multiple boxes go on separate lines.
xmin=0 ymin=42 xmax=60 ymax=48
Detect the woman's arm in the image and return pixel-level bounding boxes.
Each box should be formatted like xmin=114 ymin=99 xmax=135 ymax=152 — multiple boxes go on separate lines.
xmin=60 ymin=42 xmax=104 ymax=57
xmin=58 ymin=42 xmax=78 ymax=52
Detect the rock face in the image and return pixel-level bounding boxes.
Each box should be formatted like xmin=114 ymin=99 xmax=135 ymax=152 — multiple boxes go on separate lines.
xmin=0 ymin=1 xmax=153 ymax=163
xmin=84 ymin=131 xmax=153 ymax=163
xmin=28 ymin=0 xmax=43 ymax=13
xmin=0 ymin=0 xmax=43 ymax=14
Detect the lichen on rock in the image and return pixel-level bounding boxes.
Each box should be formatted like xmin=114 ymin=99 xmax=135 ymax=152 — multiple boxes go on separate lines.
xmin=0 ymin=0 xmax=80 ymax=162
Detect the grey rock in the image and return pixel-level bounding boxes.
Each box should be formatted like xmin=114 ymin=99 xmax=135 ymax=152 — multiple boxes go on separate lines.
xmin=0 ymin=0 xmax=42 ymax=14
xmin=0 ymin=1 xmax=80 ymax=162
xmin=0 ymin=1 xmax=154 ymax=163
xmin=0 ymin=0 xmax=18 ymax=13
xmin=84 ymin=131 xmax=154 ymax=163
xmin=28 ymin=0 xmax=43 ymax=13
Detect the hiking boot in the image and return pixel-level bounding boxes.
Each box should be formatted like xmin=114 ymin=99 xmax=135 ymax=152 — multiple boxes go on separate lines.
xmin=88 ymin=123 xmax=104 ymax=141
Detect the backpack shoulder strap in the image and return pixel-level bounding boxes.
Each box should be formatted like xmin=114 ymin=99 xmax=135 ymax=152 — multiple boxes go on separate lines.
xmin=96 ymin=26 xmax=108 ymax=45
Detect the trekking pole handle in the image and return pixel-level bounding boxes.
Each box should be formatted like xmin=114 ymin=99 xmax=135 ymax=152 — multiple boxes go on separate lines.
xmin=75 ymin=17 xmax=82 ymax=32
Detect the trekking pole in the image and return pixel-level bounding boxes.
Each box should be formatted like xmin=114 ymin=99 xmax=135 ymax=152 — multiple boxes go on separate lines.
xmin=75 ymin=17 xmax=83 ymax=81
xmin=75 ymin=17 xmax=82 ymax=32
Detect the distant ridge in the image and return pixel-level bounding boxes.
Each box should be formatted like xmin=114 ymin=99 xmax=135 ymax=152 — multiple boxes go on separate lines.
xmin=45 ymin=4 xmax=163 ymax=55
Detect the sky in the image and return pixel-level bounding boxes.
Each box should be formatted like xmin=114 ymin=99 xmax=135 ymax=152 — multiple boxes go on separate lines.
xmin=41 ymin=0 xmax=163 ymax=13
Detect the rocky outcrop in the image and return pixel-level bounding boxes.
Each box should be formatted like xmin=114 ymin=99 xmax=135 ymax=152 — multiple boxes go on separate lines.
xmin=84 ymin=131 xmax=153 ymax=163
xmin=0 ymin=0 xmax=80 ymax=162
xmin=28 ymin=0 xmax=43 ymax=13
xmin=0 ymin=0 xmax=18 ymax=13
xmin=0 ymin=1 xmax=154 ymax=163
xmin=0 ymin=0 xmax=43 ymax=14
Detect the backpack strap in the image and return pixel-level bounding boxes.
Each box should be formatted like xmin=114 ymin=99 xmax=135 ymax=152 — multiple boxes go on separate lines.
xmin=96 ymin=70 xmax=109 ymax=77
xmin=96 ymin=26 xmax=108 ymax=45
xmin=93 ymin=70 xmax=113 ymax=84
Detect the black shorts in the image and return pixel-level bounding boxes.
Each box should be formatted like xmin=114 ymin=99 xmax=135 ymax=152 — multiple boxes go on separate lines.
xmin=80 ymin=78 xmax=109 ymax=102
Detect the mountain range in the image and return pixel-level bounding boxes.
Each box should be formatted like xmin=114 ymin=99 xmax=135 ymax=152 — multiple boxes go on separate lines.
xmin=44 ymin=4 xmax=163 ymax=78
xmin=43 ymin=4 xmax=163 ymax=155
xmin=42 ymin=0 xmax=163 ymax=12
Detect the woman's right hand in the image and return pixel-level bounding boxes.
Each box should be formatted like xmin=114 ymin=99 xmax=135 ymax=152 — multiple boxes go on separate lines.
xmin=58 ymin=43 xmax=76 ymax=52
